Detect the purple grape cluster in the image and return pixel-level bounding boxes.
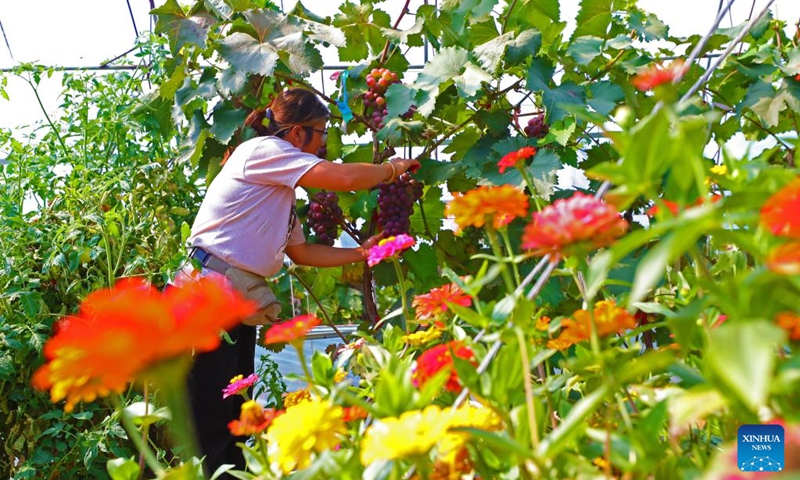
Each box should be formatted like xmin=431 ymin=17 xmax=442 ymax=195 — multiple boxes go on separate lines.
xmin=524 ymin=113 xmax=549 ymax=139
xmin=377 ymin=172 xmax=424 ymax=236
xmin=364 ymin=68 xmax=400 ymax=130
xmin=308 ymin=191 xmax=343 ymax=246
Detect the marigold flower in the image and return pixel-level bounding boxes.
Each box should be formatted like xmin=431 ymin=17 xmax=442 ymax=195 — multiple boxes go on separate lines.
xmin=413 ymin=283 xmax=472 ymax=322
xmin=548 ymin=300 xmax=636 ymax=350
xmin=222 ymin=373 xmax=259 ymax=399
xmin=402 ymin=327 xmax=443 ymax=346
xmin=535 ymin=316 xmax=551 ymax=331
xmin=446 ymin=185 xmax=529 ymax=231
xmin=342 ymin=405 xmax=369 ymax=422
xmin=228 ymin=400 xmax=281 ymax=436
xmin=777 ymin=312 xmax=800 ymax=341
xmin=498 ymin=146 xmax=537 ymax=174
xmin=361 ymin=405 xmax=450 ymax=464
xmin=437 ymin=404 xmax=502 ymax=472
xmin=412 ymin=341 xmax=476 ymax=393
xmin=32 ymin=277 xmax=255 ymax=412
xmin=631 ymin=60 xmax=687 ymax=91
xmin=521 ymin=192 xmax=628 ymax=259
xmin=283 ymin=388 xmax=311 ymax=407
xmin=366 ymin=234 xmax=416 ymax=266
xmin=767 ymin=242 xmax=800 ymax=275
xmin=266 ymin=399 xmax=346 ymax=473
xmin=262 ymin=314 xmax=321 ymax=345
xmin=761 ymin=178 xmax=800 ymax=238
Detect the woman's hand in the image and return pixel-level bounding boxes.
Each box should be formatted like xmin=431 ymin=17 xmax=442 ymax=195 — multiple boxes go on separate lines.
xmin=357 ymin=233 xmax=386 ymax=260
xmin=388 ymin=158 xmax=421 ymax=177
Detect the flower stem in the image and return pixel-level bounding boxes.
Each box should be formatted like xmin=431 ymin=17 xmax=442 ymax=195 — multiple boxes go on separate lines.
xmin=111 ymin=394 xmax=165 ymax=476
xmin=295 ymin=342 xmax=324 ymax=398
xmin=486 ymin=228 xmax=516 ymax=293
xmin=499 ymin=228 xmax=521 ymax=285
xmin=390 ymin=257 xmax=412 ymax=332
xmin=514 ymin=328 xmax=540 ymax=451
xmin=517 ymin=165 xmax=543 ymax=212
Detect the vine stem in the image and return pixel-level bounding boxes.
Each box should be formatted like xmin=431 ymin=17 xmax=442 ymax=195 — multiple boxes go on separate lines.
xmin=111 ymin=394 xmax=164 ymax=476
xmin=378 ymin=0 xmax=413 ymax=65
xmin=289 ymin=269 xmax=347 ymax=343
xmin=21 ymin=72 xmax=69 ymax=157
xmin=515 ymin=328 xmax=540 ymax=450
xmin=390 ymin=257 xmax=412 ymax=332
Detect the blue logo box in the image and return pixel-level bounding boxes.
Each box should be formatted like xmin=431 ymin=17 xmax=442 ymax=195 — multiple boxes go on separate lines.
xmin=738 ymin=424 xmax=785 ymax=472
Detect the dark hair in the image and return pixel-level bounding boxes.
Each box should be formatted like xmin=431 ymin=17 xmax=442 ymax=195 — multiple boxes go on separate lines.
xmin=222 ymin=88 xmax=329 ymax=164
xmin=246 ymin=88 xmax=329 ymax=138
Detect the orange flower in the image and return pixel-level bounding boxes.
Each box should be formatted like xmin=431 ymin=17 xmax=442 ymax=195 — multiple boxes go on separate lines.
xmin=767 ymin=242 xmax=800 ymax=275
xmin=446 ymin=185 xmax=529 ymax=231
xmin=521 ymin=192 xmax=628 ymax=259
xmin=535 ymin=316 xmax=551 ymax=331
xmin=412 ymin=283 xmax=472 ymax=322
xmin=548 ymin=300 xmax=636 ymax=350
xmin=777 ymin=312 xmax=800 ymax=341
xmin=228 ymin=400 xmax=281 ymax=436
xmin=412 ymin=341 xmax=476 ymax=393
xmin=263 ymin=314 xmax=321 ymax=345
xmin=761 ymin=178 xmax=800 ymax=238
xmin=343 ymin=405 xmax=369 ymax=422
xmin=32 ymin=277 xmax=255 ymax=412
xmin=631 ymin=60 xmax=687 ymax=91
xmin=498 ymin=147 xmax=537 ymax=174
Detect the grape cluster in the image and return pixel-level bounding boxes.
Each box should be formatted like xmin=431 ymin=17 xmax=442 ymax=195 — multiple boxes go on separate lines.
xmin=316 ymin=144 xmax=327 ymax=159
xmin=377 ymin=172 xmax=424 ymax=236
xmin=364 ymin=68 xmax=400 ymax=130
xmin=307 ymin=191 xmax=343 ymax=246
xmin=524 ymin=113 xmax=549 ymax=139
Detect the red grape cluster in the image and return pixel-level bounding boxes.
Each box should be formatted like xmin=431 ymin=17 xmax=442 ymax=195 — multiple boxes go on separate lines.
xmin=364 ymin=68 xmax=400 ymax=130
xmin=377 ymin=172 xmax=424 ymax=236
xmin=524 ymin=113 xmax=549 ymax=139
xmin=307 ymin=191 xmax=343 ymax=246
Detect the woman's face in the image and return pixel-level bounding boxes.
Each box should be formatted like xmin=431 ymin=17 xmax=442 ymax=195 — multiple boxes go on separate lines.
xmin=289 ymin=120 xmax=327 ymax=155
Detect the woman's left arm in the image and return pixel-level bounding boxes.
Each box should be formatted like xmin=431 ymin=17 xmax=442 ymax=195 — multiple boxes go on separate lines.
xmin=285 ymin=242 xmax=367 ymax=267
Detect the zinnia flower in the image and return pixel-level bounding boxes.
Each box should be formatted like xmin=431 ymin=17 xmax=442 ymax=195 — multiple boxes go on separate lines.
xmin=547 ymin=300 xmax=636 ymax=350
xmin=283 ymin=388 xmax=311 ymax=407
xmin=402 ymin=328 xmax=443 ymax=346
xmin=498 ymin=146 xmax=537 ymax=174
xmin=361 ymin=405 xmax=450 ymax=464
xmin=437 ymin=404 xmax=502 ymax=473
xmin=777 ymin=312 xmax=800 ymax=341
xmin=767 ymin=242 xmax=800 ymax=275
xmin=266 ymin=399 xmax=346 ymax=473
xmin=262 ymin=314 xmax=321 ymax=345
xmin=413 ymin=283 xmax=472 ymax=322
xmin=342 ymin=405 xmax=369 ymax=422
xmin=32 ymin=277 xmax=255 ymax=412
xmin=761 ymin=178 xmax=800 ymax=238
xmin=446 ymin=185 xmax=529 ymax=231
xmin=535 ymin=316 xmax=551 ymax=331
xmin=412 ymin=341 xmax=476 ymax=393
xmin=521 ymin=192 xmax=628 ymax=259
xmin=228 ymin=400 xmax=281 ymax=436
xmin=631 ymin=60 xmax=687 ymax=91
xmin=222 ymin=373 xmax=259 ymax=399
xmin=366 ymin=234 xmax=416 ymax=266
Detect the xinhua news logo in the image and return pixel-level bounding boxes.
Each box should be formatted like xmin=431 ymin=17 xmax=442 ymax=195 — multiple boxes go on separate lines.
xmin=738 ymin=424 xmax=785 ymax=472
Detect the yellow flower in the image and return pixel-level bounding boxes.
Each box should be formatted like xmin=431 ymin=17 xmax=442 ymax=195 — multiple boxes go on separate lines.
xmin=438 ymin=404 xmax=503 ymax=459
xmin=266 ymin=399 xmax=346 ymax=473
xmin=446 ymin=185 xmax=529 ymax=231
xmin=334 ymin=368 xmax=347 ymax=383
xmin=283 ymin=388 xmax=311 ymax=407
xmin=710 ymin=164 xmax=728 ymax=176
xmin=402 ymin=328 xmax=443 ymax=346
xmin=535 ymin=316 xmax=551 ymax=331
xmin=361 ymin=405 xmax=450 ymax=464
xmin=593 ymin=457 xmax=610 ymax=469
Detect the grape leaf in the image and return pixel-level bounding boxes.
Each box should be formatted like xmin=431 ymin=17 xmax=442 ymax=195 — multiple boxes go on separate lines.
xmin=153 ymin=0 xmax=216 ymax=54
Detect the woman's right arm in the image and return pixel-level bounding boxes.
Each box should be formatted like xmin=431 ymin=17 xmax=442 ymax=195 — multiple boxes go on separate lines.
xmin=297 ymin=157 xmax=419 ymax=191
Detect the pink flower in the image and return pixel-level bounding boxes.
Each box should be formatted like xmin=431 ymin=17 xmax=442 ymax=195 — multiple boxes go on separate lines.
xmin=498 ymin=147 xmax=537 ymax=174
xmin=367 ymin=234 xmax=416 ymax=266
xmin=631 ymin=60 xmax=687 ymax=91
xmin=521 ymin=192 xmax=628 ymax=259
xmin=222 ymin=373 xmax=259 ymax=399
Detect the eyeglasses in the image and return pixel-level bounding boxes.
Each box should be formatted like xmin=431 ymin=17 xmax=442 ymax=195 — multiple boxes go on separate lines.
xmin=305 ymin=126 xmax=327 ymax=143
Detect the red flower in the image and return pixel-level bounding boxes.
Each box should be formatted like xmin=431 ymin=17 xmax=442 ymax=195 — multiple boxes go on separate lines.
xmin=498 ymin=147 xmax=537 ymax=174
xmin=761 ymin=178 xmax=800 ymax=238
xmin=521 ymin=192 xmax=628 ymax=259
xmin=412 ymin=283 xmax=472 ymax=322
xmin=263 ymin=314 xmax=321 ymax=345
xmin=631 ymin=60 xmax=687 ymax=91
xmin=32 ymin=277 xmax=256 ymax=412
xmin=767 ymin=242 xmax=800 ymax=275
xmin=342 ymin=405 xmax=369 ymax=422
xmin=228 ymin=400 xmax=281 ymax=436
xmin=412 ymin=341 xmax=476 ymax=393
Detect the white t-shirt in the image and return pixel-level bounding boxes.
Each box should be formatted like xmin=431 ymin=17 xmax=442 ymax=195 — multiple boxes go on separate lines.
xmin=188 ymin=136 xmax=323 ymax=277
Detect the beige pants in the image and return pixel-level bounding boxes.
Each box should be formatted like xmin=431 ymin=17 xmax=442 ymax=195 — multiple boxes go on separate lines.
xmin=223 ymin=266 xmax=281 ymax=326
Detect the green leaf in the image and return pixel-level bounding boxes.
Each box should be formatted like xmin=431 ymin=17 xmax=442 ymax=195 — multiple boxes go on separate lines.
xmin=153 ymin=0 xmax=216 ymax=54
xmin=543 ymin=82 xmax=585 ymax=123
xmin=705 ymin=321 xmax=786 ymax=412
xmin=568 ymin=36 xmax=604 ymax=66
xmin=107 ymin=458 xmax=140 ymax=480
xmin=385 ymin=83 xmax=416 ymax=121
xmin=404 ymin=243 xmax=439 ymax=291
xmin=751 ymin=89 xmax=800 ymax=128
xmin=311 ymin=350 xmax=334 ymax=384
xmin=629 ymin=10 xmax=669 ymax=41
xmin=123 ymin=402 xmax=171 ymax=427
xmin=219 ymin=32 xmax=279 ymax=76
xmin=518 ymin=0 xmax=565 ymax=49
xmin=588 ymin=81 xmax=624 ymax=117
xmin=539 ymin=383 xmax=611 ymax=457
xmin=413 ymin=46 xmax=469 ymax=117
xmin=475 ymin=30 xmax=541 ymax=73
xmin=454 ymin=63 xmax=493 ymax=98
xmin=572 ymin=0 xmax=613 ymax=40
xmin=209 ymin=102 xmax=247 ymax=144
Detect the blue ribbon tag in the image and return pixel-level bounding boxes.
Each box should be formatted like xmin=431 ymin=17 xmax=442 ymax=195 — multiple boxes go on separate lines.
xmin=337 ymin=70 xmax=353 ymax=133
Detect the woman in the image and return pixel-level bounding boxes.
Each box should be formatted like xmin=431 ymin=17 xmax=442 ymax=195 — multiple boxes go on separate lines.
xmin=178 ymin=88 xmax=419 ymax=476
